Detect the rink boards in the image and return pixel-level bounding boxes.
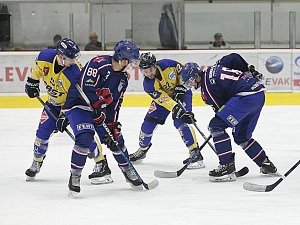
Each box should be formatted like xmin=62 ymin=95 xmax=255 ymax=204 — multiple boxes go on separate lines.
xmin=1 ymin=92 xmax=300 ymax=108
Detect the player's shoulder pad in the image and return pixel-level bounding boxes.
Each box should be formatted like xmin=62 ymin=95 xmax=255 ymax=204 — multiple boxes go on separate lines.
xmin=63 ymin=64 xmax=81 ymax=83
xmin=90 ymin=55 xmax=112 ymax=67
xmin=37 ymin=48 xmax=57 ymax=62
xmin=143 ymin=77 xmax=156 ymax=93
xmin=156 ymin=59 xmax=179 ymax=71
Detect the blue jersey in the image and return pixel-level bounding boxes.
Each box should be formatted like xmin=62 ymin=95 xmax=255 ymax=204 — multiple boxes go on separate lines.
xmin=64 ymin=55 xmax=128 ymax=123
xmin=200 ymin=53 xmax=265 ymax=112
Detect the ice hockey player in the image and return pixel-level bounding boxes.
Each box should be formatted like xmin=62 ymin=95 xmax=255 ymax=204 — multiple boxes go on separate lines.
xmin=62 ymin=40 xmax=141 ymax=196
xmin=24 ymin=38 xmax=112 ymax=185
xmin=129 ymin=52 xmax=205 ymax=169
xmin=177 ymin=53 xmax=278 ymax=182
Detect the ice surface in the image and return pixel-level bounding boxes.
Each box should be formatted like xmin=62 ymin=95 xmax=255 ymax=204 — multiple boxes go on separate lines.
xmin=0 ymin=106 xmax=299 ymax=225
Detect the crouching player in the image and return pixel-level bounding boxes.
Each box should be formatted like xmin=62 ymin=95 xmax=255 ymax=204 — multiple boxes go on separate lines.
xmin=129 ymin=52 xmax=205 ymax=169
xmin=177 ymin=53 xmax=278 ymax=182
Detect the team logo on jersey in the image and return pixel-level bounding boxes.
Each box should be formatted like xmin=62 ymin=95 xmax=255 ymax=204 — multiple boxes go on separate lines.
xmin=149 ymin=91 xmax=160 ymax=99
xmin=58 ymin=79 xmax=63 ymax=88
xmin=92 ymin=56 xmax=106 ymax=63
xmin=43 ymin=67 xmax=50 ymax=76
xmin=227 ymin=115 xmax=239 ymax=126
xmin=40 ymin=111 xmax=49 ymax=124
xmin=77 ymin=123 xmax=95 ymax=131
xmin=168 ymin=71 xmax=176 ymax=80
xmin=148 ymin=102 xmax=157 ymax=113
xmin=86 ymin=78 xmax=95 ymax=84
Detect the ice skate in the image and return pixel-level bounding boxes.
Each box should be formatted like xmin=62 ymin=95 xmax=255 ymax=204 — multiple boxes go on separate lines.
xmin=25 ymin=159 xmax=43 ymax=181
xmin=183 ymin=148 xmax=205 ymax=169
xmin=121 ymin=167 xmax=143 ymax=190
xmin=260 ymin=157 xmax=280 ymax=176
xmin=88 ymin=156 xmax=113 ymax=185
xmin=209 ymin=162 xmax=236 ymax=182
xmin=68 ymin=173 xmax=81 ymax=198
xmin=129 ymin=143 xmax=152 ymax=163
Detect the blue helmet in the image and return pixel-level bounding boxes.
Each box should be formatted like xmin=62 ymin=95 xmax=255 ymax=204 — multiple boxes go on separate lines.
xmin=113 ymin=40 xmax=140 ymax=62
xmin=56 ymin=38 xmax=80 ymax=59
xmin=180 ymin=62 xmax=202 ymax=83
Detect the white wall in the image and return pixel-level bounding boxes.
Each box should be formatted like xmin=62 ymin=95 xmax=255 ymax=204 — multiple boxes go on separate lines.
xmin=0 ymin=49 xmax=299 ymax=93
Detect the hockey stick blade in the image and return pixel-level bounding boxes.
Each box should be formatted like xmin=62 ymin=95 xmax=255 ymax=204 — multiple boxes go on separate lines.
xmin=235 ymin=166 xmax=249 ymax=177
xmin=243 ymin=180 xmax=282 ymax=192
xmin=243 ymin=160 xmax=300 ymax=192
xmin=143 ymin=179 xmax=160 ymax=190
xmin=154 ymin=166 xmax=248 ymax=179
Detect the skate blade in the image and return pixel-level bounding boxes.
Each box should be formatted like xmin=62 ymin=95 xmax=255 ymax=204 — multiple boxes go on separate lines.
xmin=130 ymin=159 xmax=144 ymax=164
xmin=209 ymin=173 xmax=237 ymax=182
xmin=130 ymin=184 xmax=144 ymax=191
xmin=26 ymin=176 xmax=36 ymax=181
xmin=187 ymin=161 xmax=206 ymax=170
xmin=91 ymin=175 xmax=113 ymax=185
xmin=68 ymin=190 xmax=80 ymax=198
xmin=261 ymin=172 xmax=282 ymax=177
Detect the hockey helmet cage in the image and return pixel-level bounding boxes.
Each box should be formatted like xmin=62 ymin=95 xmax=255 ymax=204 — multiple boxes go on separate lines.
xmin=113 ymin=40 xmax=140 ymax=63
xmin=57 ymin=38 xmax=80 ymax=59
xmin=139 ymin=52 xmax=156 ymax=69
xmin=180 ymin=62 xmax=202 ymax=89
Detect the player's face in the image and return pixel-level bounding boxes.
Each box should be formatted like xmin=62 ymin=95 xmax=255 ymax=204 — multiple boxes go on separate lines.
xmin=63 ymin=57 xmax=76 ymax=67
xmin=57 ymin=54 xmax=77 ymax=67
xmin=140 ymin=66 xmax=156 ymax=79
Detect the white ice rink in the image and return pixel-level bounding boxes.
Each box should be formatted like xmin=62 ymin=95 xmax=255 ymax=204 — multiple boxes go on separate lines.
xmin=0 ymin=106 xmax=299 ymax=225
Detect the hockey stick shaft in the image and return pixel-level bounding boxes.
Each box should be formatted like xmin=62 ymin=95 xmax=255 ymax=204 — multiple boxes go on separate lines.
xmin=154 ymin=135 xmax=212 ymax=178
xmin=177 ymin=100 xmax=216 ymax=152
xmin=75 ymin=84 xmax=158 ymax=190
xmin=36 ymin=96 xmax=75 ymax=141
xmin=176 ymin=101 xmax=248 ymax=177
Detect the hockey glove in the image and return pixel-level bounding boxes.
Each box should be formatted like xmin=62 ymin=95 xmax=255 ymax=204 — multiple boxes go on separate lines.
xmin=56 ymin=115 xmax=69 ymax=133
xmin=104 ymin=122 xmax=122 ymax=148
xmin=171 ymin=85 xmax=188 ymax=103
xmin=25 ymin=77 xmax=40 ymax=98
xmin=92 ymin=99 xmax=107 ymax=126
xmin=172 ymin=104 xmax=196 ymax=124
xmin=249 ymin=65 xmax=263 ymax=81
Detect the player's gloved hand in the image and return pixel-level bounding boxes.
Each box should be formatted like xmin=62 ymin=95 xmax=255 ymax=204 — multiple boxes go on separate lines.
xmin=92 ymin=100 xmax=107 ymax=126
xmin=104 ymin=122 xmax=122 ymax=148
xmin=56 ymin=115 xmax=69 ymax=132
xmin=249 ymin=65 xmax=263 ymax=81
xmin=172 ymin=104 xmax=196 ymax=124
xmin=171 ymin=85 xmax=188 ymax=103
xmin=25 ymin=77 xmax=40 ymax=98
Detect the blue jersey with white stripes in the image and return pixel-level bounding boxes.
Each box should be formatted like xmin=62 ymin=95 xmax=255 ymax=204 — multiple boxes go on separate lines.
xmin=63 ymin=55 xmax=128 ymax=123
xmin=200 ymin=53 xmax=265 ymax=112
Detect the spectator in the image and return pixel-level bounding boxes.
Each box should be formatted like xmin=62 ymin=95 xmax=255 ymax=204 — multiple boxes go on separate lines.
xmin=48 ymin=34 xmax=62 ymax=49
xmin=84 ymin=32 xmax=102 ymax=51
xmin=210 ymin=32 xmax=230 ymax=49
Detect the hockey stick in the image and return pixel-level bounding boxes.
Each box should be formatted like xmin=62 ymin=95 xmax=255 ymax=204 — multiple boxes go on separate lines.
xmin=36 ymin=96 xmax=103 ymax=159
xmin=243 ymin=160 xmax=300 ymax=192
xmin=36 ymin=96 xmax=75 ymax=141
xmin=176 ymin=101 xmax=249 ymax=178
xmin=154 ymin=135 xmax=212 ymax=178
xmin=191 ymin=121 xmax=249 ymax=177
xmin=75 ymin=84 xmax=159 ymax=190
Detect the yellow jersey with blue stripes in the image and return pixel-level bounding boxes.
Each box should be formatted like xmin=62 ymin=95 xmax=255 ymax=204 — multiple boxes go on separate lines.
xmin=143 ymin=59 xmax=183 ymax=111
xmin=30 ymin=48 xmax=82 ymax=106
